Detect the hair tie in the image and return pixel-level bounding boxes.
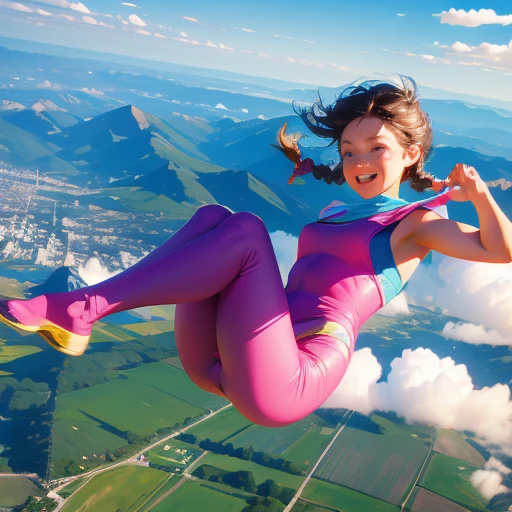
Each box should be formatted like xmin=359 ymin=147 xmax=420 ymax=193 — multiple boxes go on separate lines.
xmin=288 ymin=158 xmax=314 ymax=184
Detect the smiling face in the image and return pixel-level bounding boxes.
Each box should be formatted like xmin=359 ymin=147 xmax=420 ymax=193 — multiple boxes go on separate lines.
xmin=340 ymin=115 xmax=421 ymax=199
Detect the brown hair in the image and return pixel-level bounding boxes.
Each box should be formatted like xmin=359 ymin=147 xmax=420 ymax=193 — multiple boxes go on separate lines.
xmin=276 ymin=77 xmax=435 ymax=192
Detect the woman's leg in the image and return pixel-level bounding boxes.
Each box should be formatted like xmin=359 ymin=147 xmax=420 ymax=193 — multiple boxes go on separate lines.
xmin=1 ymin=212 xmax=351 ymax=425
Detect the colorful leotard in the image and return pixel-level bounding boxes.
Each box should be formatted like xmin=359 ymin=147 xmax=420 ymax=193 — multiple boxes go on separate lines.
xmin=0 ymin=190 xmax=453 ymax=428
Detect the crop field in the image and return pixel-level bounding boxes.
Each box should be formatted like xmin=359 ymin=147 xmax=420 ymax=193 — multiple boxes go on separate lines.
xmin=0 ymin=343 xmax=42 ymax=363
xmin=52 ymin=362 xmax=227 ymax=469
xmin=283 ymin=425 xmax=337 ymax=467
xmin=121 ymin=320 xmax=174 ymax=336
xmin=150 ymin=479 xmax=251 ymax=512
xmin=200 ymin=452 xmax=305 ymax=489
xmin=51 ymin=416 xmax=129 ymax=463
xmin=61 ymin=465 xmax=168 ymax=512
xmin=433 ymin=429 xmax=485 ymax=467
xmin=408 ymin=487 xmax=470 ymax=512
xmin=419 ymin=453 xmax=487 ymax=511
xmin=227 ymin=412 xmax=333 ymax=455
xmin=88 ymin=323 xmax=137 ymax=344
xmin=0 ymin=477 xmax=43 ymax=508
xmin=186 ymin=405 xmax=252 ymax=442
xmin=302 ymin=478 xmax=399 ymax=512
xmin=313 ymin=413 xmax=430 ymax=505
xmin=115 ymin=362 xmax=228 ymax=410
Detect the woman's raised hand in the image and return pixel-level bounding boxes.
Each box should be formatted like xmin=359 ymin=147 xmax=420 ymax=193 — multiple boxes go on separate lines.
xmin=431 ymin=163 xmax=488 ymax=202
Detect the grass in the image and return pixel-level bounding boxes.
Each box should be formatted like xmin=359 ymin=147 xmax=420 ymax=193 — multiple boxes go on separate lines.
xmin=0 ymin=477 xmax=43 ymax=507
xmin=0 ymin=344 xmax=42 ymax=363
xmin=146 ymin=440 xmax=203 ymax=471
xmin=419 ymin=452 xmax=488 ymax=511
xmin=186 ymin=406 xmax=252 ymax=442
xmin=283 ymin=426 xmax=336 ymax=468
xmin=61 ymin=465 xmax=168 ymax=512
xmin=302 ymin=478 xmax=399 ymax=512
xmin=149 ymin=479 xmax=250 ymax=512
xmin=227 ymin=413 xmax=330 ymax=455
xmin=199 ymin=452 xmax=305 ymax=489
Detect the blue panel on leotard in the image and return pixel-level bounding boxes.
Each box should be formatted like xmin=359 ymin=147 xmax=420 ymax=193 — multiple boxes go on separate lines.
xmin=369 ymin=221 xmax=403 ymax=304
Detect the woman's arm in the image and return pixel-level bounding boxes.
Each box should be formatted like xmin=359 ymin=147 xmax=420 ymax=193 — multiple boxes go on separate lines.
xmin=410 ymin=163 xmax=512 ymax=264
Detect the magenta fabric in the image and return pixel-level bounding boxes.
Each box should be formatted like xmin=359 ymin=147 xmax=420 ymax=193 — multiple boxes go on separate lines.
xmin=4 ymin=191 xmax=453 ymax=427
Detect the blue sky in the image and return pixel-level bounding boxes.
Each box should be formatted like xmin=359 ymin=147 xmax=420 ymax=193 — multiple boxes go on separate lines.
xmin=0 ymin=0 xmax=511 ymax=101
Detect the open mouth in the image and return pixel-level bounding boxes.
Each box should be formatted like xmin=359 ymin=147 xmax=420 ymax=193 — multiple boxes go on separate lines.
xmin=356 ymin=174 xmax=377 ymax=184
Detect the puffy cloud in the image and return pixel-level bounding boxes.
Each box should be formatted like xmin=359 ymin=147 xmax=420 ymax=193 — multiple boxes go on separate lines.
xmin=36 ymin=7 xmax=52 ymax=15
xmin=78 ymin=257 xmax=121 ymax=285
xmin=322 ymin=347 xmax=512 ymax=455
xmin=452 ymin=41 xmax=473 ymax=52
xmin=128 ymin=13 xmax=145 ymax=26
xmin=69 ymin=1 xmax=89 ymax=13
xmin=437 ymin=8 xmax=512 ymax=27
xmin=406 ymin=256 xmax=512 ymax=340
xmin=442 ymin=321 xmax=510 ymax=346
xmin=470 ymin=470 xmax=509 ymax=499
xmin=377 ymin=291 xmax=410 ymax=316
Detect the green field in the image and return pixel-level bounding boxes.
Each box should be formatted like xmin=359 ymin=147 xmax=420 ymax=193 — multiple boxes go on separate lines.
xmin=227 ymin=412 xmax=333 ymax=455
xmin=433 ymin=429 xmax=485 ymax=467
xmin=200 ymin=452 xmax=305 ymax=490
xmin=150 ymin=479 xmax=250 ymax=512
xmin=52 ymin=362 xmax=227 ymax=474
xmin=313 ymin=413 xmax=430 ymax=505
xmin=61 ymin=465 xmax=168 ymax=512
xmin=283 ymin=426 xmax=337 ymax=468
xmin=419 ymin=452 xmax=488 ymax=511
xmin=0 ymin=343 xmax=42 ymax=363
xmin=302 ymin=478 xmax=399 ymax=512
xmin=186 ymin=405 xmax=251 ymax=442
xmin=0 ymin=477 xmax=43 ymax=508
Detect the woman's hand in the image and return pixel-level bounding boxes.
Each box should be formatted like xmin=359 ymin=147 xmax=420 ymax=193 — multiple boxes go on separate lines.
xmin=431 ymin=163 xmax=488 ymax=202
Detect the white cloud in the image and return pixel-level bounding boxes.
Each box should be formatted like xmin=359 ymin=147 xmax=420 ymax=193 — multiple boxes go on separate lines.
xmin=219 ymin=42 xmax=234 ymax=51
xmin=180 ymin=31 xmax=187 ymax=37
xmin=82 ymin=15 xmax=97 ymax=24
xmin=173 ymin=36 xmax=200 ymax=45
xmin=452 ymin=41 xmax=473 ymax=52
xmin=205 ymin=40 xmax=217 ymax=48
xmin=128 ymin=13 xmax=145 ymax=26
xmin=406 ymin=256 xmax=512 ymax=340
xmin=437 ymin=8 xmax=512 ymax=27
xmin=36 ymin=7 xmax=52 ymax=15
xmin=442 ymin=321 xmax=510 ymax=346
xmin=121 ymin=2 xmax=138 ymax=6
xmin=485 ymin=456 xmax=512 ymax=474
xmin=448 ymin=40 xmax=512 ymax=71
xmin=59 ymin=13 xmax=74 ymax=20
xmin=269 ymin=230 xmax=298 ymax=285
xmin=322 ymin=347 xmax=512 ymax=455
xmin=135 ymin=29 xmax=150 ymax=35
xmin=214 ymin=103 xmax=228 ymax=110
xmin=69 ymin=1 xmax=90 ymax=13
xmin=153 ymin=32 xmax=166 ymax=39
xmin=183 ymin=16 xmax=197 ymax=22
xmin=470 ymin=470 xmax=509 ymax=499
xmin=0 ymin=1 xmax=33 ymax=12
xmin=78 ymin=257 xmax=121 ymax=285
xmin=377 ymin=291 xmax=410 ymax=316
xmin=237 ymin=27 xmax=256 ymax=33
xmin=397 ymin=13 xmax=405 ymax=17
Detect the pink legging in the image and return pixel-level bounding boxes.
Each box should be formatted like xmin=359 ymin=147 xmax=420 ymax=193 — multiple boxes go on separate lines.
xmin=11 ymin=205 xmax=351 ymax=427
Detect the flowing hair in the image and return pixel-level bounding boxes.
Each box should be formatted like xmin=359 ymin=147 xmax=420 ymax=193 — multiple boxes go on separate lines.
xmin=276 ymin=76 xmax=435 ymax=192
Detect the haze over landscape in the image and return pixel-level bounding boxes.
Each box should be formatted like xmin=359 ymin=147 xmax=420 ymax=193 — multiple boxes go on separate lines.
xmin=0 ymin=1 xmax=511 ymax=511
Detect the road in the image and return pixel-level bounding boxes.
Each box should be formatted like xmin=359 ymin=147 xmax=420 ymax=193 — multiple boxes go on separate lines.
xmin=283 ymin=411 xmax=354 ymax=512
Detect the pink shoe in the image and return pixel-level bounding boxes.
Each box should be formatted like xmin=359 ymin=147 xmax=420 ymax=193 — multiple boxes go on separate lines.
xmin=0 ymin=299 xmax=90 ymax=356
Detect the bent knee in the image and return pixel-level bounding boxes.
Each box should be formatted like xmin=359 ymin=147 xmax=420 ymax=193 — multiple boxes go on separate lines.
xmin=229 ymin=211 xmax=269 ymax=240
xmin=195 ymin=204 xmax=233 ymax=224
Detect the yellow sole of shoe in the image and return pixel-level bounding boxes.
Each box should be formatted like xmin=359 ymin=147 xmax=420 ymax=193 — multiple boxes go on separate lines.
xmin=0 ymin=311 xmax=89 ymax=356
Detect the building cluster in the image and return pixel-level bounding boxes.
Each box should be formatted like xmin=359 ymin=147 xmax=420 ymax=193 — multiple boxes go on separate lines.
xmin=0 ymin=166 xmax=179 ymax=271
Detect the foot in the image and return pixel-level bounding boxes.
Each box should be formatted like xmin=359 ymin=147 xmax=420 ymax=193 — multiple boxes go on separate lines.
xmin=0 ymin=297 xmax=91 ymax=356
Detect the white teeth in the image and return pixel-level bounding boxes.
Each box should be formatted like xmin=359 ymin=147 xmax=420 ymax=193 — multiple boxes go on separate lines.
xmin=357 ymin=174 xmax=377 ymax=183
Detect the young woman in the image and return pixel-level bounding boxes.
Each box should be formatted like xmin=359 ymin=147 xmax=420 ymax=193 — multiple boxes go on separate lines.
xmin=1 ymin=77 xmax=510 ymax=427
